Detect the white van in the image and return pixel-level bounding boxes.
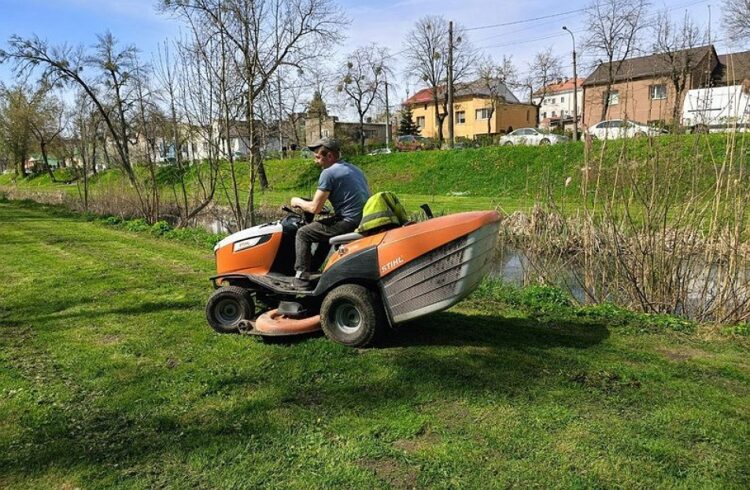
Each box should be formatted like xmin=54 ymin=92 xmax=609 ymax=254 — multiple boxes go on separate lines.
xmin=681 ymin=84 xmax=750 ymax=132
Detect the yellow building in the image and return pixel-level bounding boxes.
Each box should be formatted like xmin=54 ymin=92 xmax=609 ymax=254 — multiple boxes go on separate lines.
xmin=403 ymin=80 xmax=538 ymax=140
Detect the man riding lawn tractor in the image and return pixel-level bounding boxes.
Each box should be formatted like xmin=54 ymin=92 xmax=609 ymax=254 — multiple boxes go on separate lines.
xmin=289 ymin=137 xmax=370 ymax=290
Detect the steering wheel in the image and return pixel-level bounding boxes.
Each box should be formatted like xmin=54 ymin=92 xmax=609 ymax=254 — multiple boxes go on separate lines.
xmin=282 ymin=199 xmax=331 ymax=224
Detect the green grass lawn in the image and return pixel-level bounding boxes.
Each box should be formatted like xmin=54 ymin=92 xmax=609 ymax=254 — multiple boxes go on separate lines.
xmin=1 ymin=201 xmax=749 ymax=488
xmin=3 ymin=132 xmax=747 ymax=219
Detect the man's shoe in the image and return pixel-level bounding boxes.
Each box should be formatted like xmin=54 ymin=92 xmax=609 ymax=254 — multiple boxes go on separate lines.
xmin=292 ymin=277 xmax=313 ymax=290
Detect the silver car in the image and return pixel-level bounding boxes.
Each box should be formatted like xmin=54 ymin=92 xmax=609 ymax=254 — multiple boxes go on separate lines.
xmin=499 ymin=128 xmax=569 ymax=146
xmin=587 ymin=119 xmax=668 ymax=140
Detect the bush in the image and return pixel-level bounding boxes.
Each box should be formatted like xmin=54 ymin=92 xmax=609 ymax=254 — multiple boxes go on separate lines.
xmin=519 ymin=285 xmax=572 ymax=313
xmin=123 ymin=218 xmax=150 ymax=232
xmin=150 ymin=220 xmax=173 ymax=236
xmin=103 ymin=216 xmax=123 ymax=225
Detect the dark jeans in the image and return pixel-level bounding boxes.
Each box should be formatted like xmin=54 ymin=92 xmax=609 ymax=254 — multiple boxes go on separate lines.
xmin=295 ymin=217 xmax=358 ymax=274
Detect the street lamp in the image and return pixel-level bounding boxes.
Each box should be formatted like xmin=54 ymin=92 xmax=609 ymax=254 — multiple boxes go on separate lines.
xmin=562 ymin=26 xmax=579 ymax=142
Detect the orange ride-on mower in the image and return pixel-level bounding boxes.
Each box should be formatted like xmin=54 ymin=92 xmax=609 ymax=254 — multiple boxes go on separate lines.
xmin=206 ymin=205 xmax=500 ymax=347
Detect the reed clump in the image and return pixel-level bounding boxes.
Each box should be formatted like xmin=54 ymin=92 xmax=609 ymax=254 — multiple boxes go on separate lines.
xmin=502 ymin=131 xmax=750 ymax=324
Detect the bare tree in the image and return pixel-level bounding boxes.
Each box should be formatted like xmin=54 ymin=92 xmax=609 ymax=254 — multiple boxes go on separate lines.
xmin=154 ymin=40 xmax=218 ymax=227
xmin=337 ymin=45 xmax=389 ymax=153
xmin=0 ymin=84 xmax=34 ymax=177
xmin=584 ymin=0 xmax=650 ymax=120
xmin=161 ymin=0 xmax=347 ymax=227
xmin=1 ymin=32 xmax=158 ymax=219
xmin=476 ymin=55 xmax=517 ymax=135
xmin=524 ymin=48 xmax=563 ymax=125
xmin=404 ymin=16 xmax=476 ymax=145
xmin=723 ymin=0 xmax=750 ymax=44
xmin=30 ymin=87 xmax=65 ymax=181
xmin=652 ymin=10 xmax=706 ymax=129
xmin=70 ymin=90 xmax=102 ymax=210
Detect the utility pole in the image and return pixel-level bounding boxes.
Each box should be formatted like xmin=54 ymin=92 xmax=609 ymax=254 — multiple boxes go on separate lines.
xmin=447 ymin=20 xmax=455 ymax=148
xmin=563 ymin=26 xmax=578 ymax=142
xmin=277 ymin=71 xmax=284 ymax=157
xmin=384 ymin=74 xmax=391 ymax=150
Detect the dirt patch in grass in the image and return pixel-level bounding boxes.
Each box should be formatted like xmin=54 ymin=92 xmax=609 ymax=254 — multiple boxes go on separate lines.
xmin=360 ymin=457 xmax=418 ymax=489
xmin=656 ymin=346 xmax=710 ymax=362
xmin=393 ymin=431 xmax=441 ymax=454
xmin=570 ymin=370 xmax=642 ymax=394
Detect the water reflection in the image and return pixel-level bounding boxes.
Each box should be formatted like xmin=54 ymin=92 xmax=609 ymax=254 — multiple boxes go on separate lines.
xmin=490 ymin=243 xmax=750 ymax=321
xmin=489 ymin=245 xmax=588 ymax=303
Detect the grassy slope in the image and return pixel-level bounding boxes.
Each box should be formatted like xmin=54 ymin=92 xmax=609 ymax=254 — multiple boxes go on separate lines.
xmin=3 ymin=133 xmax=746 ymax=216
xmin=1 ymin=201 xmax=748 ymax=488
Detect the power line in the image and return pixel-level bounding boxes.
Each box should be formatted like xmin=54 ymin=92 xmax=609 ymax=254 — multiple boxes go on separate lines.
xmin=464 ymin=9 xmax=587 ymax=32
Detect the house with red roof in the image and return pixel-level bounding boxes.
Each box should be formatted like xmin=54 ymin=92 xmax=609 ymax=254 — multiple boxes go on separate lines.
xmin=532 ymin=78 xmax=584 ymax=130
xmin=402 ymin=79 xmax=537 ymax=140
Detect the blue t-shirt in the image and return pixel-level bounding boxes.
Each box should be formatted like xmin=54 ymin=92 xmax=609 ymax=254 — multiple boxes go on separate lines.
xmin=318 ymin=161 xmax=370 ymax=223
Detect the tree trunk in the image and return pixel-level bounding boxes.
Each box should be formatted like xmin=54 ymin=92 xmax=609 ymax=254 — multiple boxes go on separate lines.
xmin=359 ymin=116 xmax=366 ymax=153
xmin=40 ymin=142 xmax=57 ymax=182
xmin=432 ymin=95 xmax=444 ymax=144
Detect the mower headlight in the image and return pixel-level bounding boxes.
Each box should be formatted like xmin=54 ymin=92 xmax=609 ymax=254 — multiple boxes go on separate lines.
xmin=234 ymin=236 xmax=263 ymax=252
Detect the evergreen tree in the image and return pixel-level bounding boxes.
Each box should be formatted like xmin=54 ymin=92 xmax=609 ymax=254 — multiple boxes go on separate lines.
xmin=397 ymin=105 xmax=420 ymax=136
xmin=307 ymin=91 xmax=328 ymax=119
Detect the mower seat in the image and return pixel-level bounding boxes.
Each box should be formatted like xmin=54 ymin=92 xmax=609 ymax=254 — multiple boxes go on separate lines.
xmin=329 ymin=232 xmax=364 ymax=247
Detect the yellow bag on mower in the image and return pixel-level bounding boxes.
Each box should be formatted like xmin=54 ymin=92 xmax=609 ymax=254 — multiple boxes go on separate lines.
xmin=356 ymin=191 xmax=409 ymax=234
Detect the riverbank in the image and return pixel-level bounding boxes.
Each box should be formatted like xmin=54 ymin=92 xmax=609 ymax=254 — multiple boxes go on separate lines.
xmin=1 ymin=200 xmax=748 ymax=488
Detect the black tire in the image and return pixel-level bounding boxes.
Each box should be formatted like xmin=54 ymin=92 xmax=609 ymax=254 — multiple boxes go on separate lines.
xmin=205 ymin=286 xmax=254 ymax=334
xmin=634 ymin=131 xmax=647 ymax=138
xmin=320 ymin=284 xmax=385 ymax=347
xmin=503 ymin=141 xmax=513 ymax=146
xmin=539 ymin=138 xmax=550 ymax=145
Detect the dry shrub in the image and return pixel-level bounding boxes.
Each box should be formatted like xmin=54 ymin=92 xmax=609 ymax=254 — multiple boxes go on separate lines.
xmin=503 ymin=132 xmax=750 ymax=323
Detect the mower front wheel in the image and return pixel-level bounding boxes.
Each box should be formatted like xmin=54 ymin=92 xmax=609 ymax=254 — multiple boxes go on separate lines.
xmin=320 ymin=284 xmax=385 ymax=347
xmin=206 ymin=286 xmax=255 ymax=334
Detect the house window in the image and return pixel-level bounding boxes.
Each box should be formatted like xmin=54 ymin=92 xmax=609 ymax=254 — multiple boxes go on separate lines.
xmin=552 ymin=111 xmax=557 ymax=117
xmin=416 ymin=116 xmax=425 ymax=128
xmin=561 ymin=96 xmax=565 ymax=103
xmin=456 ymin=111 xmax=466 ymax=124
xmin=542 ymin=112 xmax=547 ymax=119
xmin=650 ymin=84 xmax=667 ymax=100
xmin=475 ymin=108 xmax=492 ymax=120
xmin=607 ymin=90 xmax=620 ymax=105
xmin=551 ymin=98 xmax=556 ymax=104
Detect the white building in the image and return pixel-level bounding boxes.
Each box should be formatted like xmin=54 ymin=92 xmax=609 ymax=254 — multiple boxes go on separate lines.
xmin=531 ymin=78 xmax=584 ymax=129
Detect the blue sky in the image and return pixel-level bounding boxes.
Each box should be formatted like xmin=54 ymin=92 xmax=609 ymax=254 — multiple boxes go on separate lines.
xmin=1 ymin=0 xmax=743 ymax=106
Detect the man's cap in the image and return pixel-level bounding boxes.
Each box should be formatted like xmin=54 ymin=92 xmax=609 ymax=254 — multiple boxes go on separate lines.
xmin=307 ymin=137 xmax=340 ymax=152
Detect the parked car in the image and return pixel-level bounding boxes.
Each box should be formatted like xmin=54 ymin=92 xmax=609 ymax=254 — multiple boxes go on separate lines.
xmin=499 ymin=128 xmax=569 ymax=146
xmin=368 ymin=147 xmax=393 ymax=156
xmin=395 ymin=134 xmax=432 ymax=151
xmin=586 ymin=119 xmax=667 ymax=140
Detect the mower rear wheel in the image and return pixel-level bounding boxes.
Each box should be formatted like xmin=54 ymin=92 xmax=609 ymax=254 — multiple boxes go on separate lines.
xmin=320 ymin=284 xmax=385 ymax=347
xmin=206 ymin=286 xmax=255 ymax=334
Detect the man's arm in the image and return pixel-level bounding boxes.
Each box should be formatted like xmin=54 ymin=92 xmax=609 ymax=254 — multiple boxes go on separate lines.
xmin=291 ymin=189 xmax=330 ymax=214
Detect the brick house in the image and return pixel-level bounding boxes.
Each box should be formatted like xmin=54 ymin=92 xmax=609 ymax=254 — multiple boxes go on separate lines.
xmin=582 ymin=45 xmax=721 ymax=128
xmin=716 ymin=50 xmax=750 ymax=86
